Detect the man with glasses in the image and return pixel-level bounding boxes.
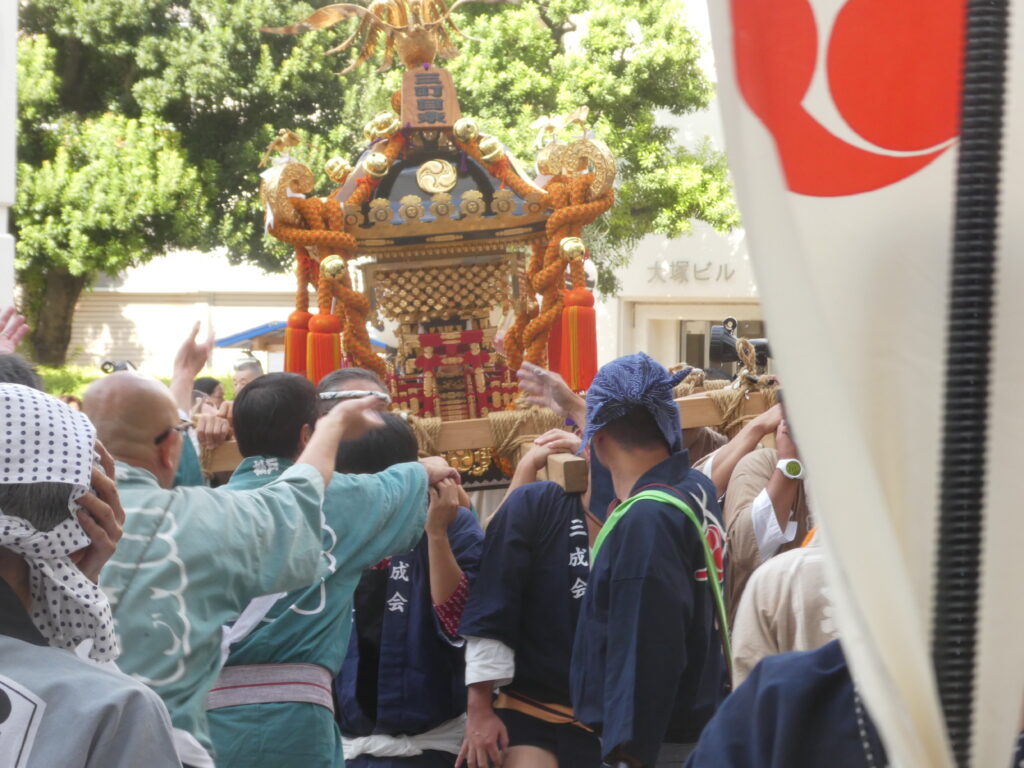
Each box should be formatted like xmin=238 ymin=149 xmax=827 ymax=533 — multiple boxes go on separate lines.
xmin=83 ymin=370 xmax=393 ymax=768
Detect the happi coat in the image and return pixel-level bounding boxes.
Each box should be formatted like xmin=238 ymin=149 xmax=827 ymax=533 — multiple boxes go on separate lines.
xmin=570 ymin=452 xmax=727 ymax=767
xmin=102 ymin=461 xmax=329 ymax=764
xmin=0 ymin=579 xmax=181 ymax=768
xmin=686 ymin=640 xmax=886 ymax=768
xmin=459 ymin=481 xmax=593 ymax=710
xmin=336 ymin=506 xmax=483 ymax=761
xmin=730 ymin=541 xmax=837 ymax=687
xmin=207 ymin=455 xmax=428 ymax=768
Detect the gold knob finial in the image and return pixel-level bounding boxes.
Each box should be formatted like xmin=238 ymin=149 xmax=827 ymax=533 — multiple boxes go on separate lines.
xmin=560 ymin=236 xmax=586 ymax=261
xmin=320 ymin=255 xmax=347 ymax=278
xmin=363 ymin=152 xmax=391 ymax=179
xmin=325 ymin=157 xmax=353 ymax=184
xmin=453 ymin=117 xmax=480 ymax=143
xmin=479 ymin=136 xmax=504 ymax=164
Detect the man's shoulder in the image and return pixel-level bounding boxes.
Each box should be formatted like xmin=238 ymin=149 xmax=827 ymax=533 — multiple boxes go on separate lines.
xmin=498 ymin=481 xmax=581 ymax=525
xmin=627 ymin=473 xmax=717 ymax=522
xmin=2 ymin=638 xmax=168 ymax=710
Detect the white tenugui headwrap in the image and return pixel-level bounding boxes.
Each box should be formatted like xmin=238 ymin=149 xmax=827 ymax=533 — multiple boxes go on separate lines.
xmin=0 ymin=384 xmax=119 ymax=661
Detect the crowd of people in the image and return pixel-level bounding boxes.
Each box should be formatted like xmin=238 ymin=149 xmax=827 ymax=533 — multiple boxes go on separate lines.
xmin=1 ymin=304 xmax=1021 ymax=768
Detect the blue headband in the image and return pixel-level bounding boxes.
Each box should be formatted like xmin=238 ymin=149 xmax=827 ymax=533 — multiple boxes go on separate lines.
xmin=582 ymin=353 xmax=690 ymax=453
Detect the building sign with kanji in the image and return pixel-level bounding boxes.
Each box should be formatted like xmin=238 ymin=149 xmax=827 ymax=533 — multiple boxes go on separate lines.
xmin=648 ymin=260 xmax=737 ymax=285
xmin=401 ymin=66 xmax=462 ymax=129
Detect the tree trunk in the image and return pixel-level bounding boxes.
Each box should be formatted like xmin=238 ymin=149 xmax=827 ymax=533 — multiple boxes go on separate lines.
xmin=29 ymin=268 xmax=88 ymax=366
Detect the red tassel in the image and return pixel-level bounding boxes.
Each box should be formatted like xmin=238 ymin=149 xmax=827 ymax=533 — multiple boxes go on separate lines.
xmin=285 ymin=310 xmax=312 ymax=375
xmin=306 ymin=313 xmax=343 ymax=384
xmin=558 ymin=288 xmax=598 ymax=392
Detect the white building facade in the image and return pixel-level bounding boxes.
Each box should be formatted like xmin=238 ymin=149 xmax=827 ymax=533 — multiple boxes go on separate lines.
xmin=1 ymin=3 xmax=16 ymax=307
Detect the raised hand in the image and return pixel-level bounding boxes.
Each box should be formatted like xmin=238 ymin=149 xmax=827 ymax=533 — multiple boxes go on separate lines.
xmin=426 ymin=478 xmax=460 ymax=536
xmin=173 ymin=322 xmax=215 ymax=379
xmin=517 ymin=361 xmax=586 ymax=425
xmin=419 ymin=456 xmax=460 ymax=486
xmin=0 ymin=306 xmax=29 ymax=354
xmin=71 ymin=465 xmax=126 ymax=583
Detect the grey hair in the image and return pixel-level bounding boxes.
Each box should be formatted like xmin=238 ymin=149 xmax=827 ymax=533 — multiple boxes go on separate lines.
xmin=0 ymin=482 xmax=76 ymax=532
xmin=234 ymin=360 xmax=264 ymax=375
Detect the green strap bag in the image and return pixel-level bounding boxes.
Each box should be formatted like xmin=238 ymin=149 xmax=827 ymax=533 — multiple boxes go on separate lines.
xmin=591 ymin=489 xmax=732 ymax=673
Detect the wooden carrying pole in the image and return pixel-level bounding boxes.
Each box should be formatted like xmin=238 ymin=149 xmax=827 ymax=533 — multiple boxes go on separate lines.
xmin=203 ymin=391 xmax=770 ymax=488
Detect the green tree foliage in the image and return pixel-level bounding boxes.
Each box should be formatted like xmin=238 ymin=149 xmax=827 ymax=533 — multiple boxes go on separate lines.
xmin=15 ymin=0 xmax=736 ymax=363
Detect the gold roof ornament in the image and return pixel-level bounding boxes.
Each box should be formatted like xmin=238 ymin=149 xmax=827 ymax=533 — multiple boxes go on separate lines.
xmin=259 ymin=159 xmax=315 ymax=227
xmin=258 ymin=128 xmax=302 ymax=168
xmin=262 ymin=0 xmax=511 ymax=73
xmin=416 ymin=159 xmax=459 ymax=194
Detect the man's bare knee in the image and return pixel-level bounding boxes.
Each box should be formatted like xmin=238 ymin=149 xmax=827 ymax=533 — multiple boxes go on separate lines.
xmin=505 ymin=744 xmax=559 ymax=768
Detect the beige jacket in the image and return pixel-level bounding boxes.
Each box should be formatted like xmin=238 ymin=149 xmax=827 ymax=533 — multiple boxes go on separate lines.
xmin=723 ymin=448 xmax=812 ymax=626
xmin=730 ymin=542 xmax=837 ymax=687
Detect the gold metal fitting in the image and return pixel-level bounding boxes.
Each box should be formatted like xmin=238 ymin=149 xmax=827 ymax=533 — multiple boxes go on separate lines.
xmin=363 ymin=152 xmax=391 ymax=179
xmin=536 ymin=141 xmax=565 ymax=176
xmin=452 ymin=117 xmax=480 ymax=143
xmin=325 ymin=157 xmax=353 ymax=184
xmin=363 ymin=121 xmax=376 ymax=143
xmin=372 ymin=111 xmax=401 ymax=138
xmin=320 ymin=255 xmax=347 ymax=278
xmin=478 ymin=136 xmax=504 ymax=164
xmin=560 ymin=236 xmax=587 ymax=261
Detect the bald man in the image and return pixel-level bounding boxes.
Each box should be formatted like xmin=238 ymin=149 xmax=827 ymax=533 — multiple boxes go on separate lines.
xmin=84 ymin=372 xmax=394 ymax=768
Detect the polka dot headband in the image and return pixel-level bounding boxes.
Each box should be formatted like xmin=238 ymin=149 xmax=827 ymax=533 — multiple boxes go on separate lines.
xmin=0 ymin=384 xmax=119 ymax=661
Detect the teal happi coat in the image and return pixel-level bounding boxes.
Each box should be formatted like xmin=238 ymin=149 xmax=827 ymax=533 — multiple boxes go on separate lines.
xmin=102 ymin=461 xmax=330 ymax=759
xmin=208 ymin=455 xmax=428 ymax=768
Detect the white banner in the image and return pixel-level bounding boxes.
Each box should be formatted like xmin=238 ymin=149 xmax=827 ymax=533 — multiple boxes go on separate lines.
xmin=707 ymin=2 xmax=1024 ymax=766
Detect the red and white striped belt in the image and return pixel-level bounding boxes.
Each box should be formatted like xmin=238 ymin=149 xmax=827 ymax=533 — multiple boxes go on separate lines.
xmin=205 ymin=662 xmax=334 ymax=713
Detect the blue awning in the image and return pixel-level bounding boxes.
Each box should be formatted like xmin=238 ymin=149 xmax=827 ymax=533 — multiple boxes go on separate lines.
xmin=216 ymin=321 xmax=389 ymax=349
xmin=215 ymin=322 xmax=287 ymax=348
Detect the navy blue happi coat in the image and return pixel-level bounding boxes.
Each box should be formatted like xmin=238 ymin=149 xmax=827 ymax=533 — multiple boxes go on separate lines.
xmin=571 ymin=452 xmax=728 ymax=767
xmin=336 ymin=507 xmax=483 ymax=739
xmin=459 ymin=481 xmax=593 ymax=707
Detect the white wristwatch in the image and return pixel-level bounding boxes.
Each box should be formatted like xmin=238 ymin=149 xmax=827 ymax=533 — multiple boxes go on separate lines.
xmin=776 ymin=457 xmax=805 ymax=480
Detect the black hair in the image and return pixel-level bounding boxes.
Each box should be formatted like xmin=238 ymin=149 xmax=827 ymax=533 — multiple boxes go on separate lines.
xmin=335 ymin=412 xmax=418 ymax=474
xmin=193 ymin=376 xmax=221 ymax=396
xmin=233 ymin=373 xmax=318 ymax=460
xmin=0 ymin=354 xmax=43 ymax=390
xmin=600 ymin=405 xmax=670 ymax=451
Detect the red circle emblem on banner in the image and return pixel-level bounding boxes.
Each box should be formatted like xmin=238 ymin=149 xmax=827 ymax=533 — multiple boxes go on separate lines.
xmin=731 ymin=0 xmax=964 ymax=196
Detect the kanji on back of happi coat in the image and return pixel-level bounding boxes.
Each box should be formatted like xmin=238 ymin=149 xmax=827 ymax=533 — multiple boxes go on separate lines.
xmin=707 ymin=2 xmax=1024 ymax=767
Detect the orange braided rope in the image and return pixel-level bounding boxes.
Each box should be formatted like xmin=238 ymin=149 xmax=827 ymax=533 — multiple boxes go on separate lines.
xmin=455 ymin=136 xmax=546 ymax=203
xmin=316 ymin=269 xmax=335 ymax=314
xmin=294 ymin=246 xmax=316 ymax=313
xmin=504 ymin=240 xmax=547 ymax=373
xmin=293 ymin=197 xmax=328 ymax=230
xmin=522 ymin=176 xmax=614 ymax=365
xmin=332 ymin=272 xmax=385 ymax=378
xmin=267 ymin=133 xmax=407 ymax=376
